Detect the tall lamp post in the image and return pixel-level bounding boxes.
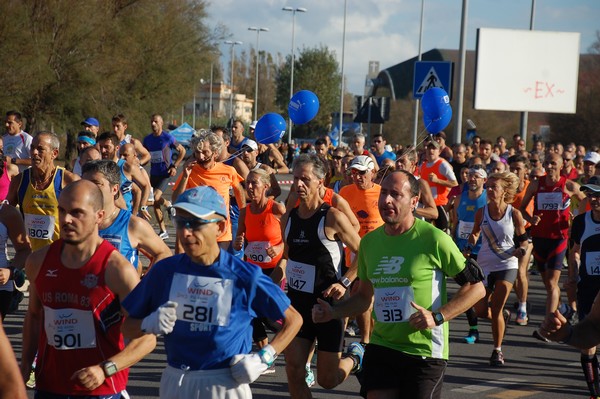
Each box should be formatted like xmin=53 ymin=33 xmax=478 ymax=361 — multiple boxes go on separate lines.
xmin=282 ymin=6 xmax=307 ymax=143
xmin=224 ymin=40 xmax=242 ymax=120
xmin=248 ymin=27 xmax=269 ymax=121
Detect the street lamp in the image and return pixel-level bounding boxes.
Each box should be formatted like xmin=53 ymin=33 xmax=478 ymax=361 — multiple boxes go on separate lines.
xmin=282 ymin=6 xmax=307 ymax=143
xmin=248 ymin=26 xmax=269 ymax=121
xmin=224 ymin=40 xmax=243 ymax=120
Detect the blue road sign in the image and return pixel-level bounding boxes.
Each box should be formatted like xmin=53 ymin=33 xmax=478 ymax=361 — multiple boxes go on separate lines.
xmin=413 ymin=61 xmax=453 ymax=99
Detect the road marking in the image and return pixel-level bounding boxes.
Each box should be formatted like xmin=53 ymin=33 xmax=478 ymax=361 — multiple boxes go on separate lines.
xmin=452 ymin=377 xmax=526 ymax=394
xmin=487 ymin=390 xmax=538 ymax=398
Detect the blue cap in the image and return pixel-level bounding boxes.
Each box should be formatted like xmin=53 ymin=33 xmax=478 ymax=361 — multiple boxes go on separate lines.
xmin=173 ymin=186 xmax=227 ymax=219
xmin=81 ymin=117 xmax=99 ymax=127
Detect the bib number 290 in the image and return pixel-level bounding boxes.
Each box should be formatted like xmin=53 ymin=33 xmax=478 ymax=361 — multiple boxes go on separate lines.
xmin=182 ymin=304 xmax=213 ymax=323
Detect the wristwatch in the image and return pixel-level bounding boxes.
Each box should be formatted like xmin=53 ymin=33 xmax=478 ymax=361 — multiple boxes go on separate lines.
xmin=339 ymin=276 xmax=352 ymax=289
xmin=432 ymin=311 xmax=445 ymax=326
xmin=140 ymin=205 xmax=148 ymax=212
xmin=101 ymin=360 xmax=118 ymax=377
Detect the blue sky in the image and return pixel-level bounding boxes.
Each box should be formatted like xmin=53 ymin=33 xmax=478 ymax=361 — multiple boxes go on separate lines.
xmin=208 ymin=0 xmax=600 ymax=95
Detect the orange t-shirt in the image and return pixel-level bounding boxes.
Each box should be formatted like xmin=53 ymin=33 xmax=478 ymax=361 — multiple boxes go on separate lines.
xmin=511 ymin=180 xmax=534 ymax=229
xmin=244 ymin=199 xmax=283 ymax=269
xmin=420 ymin=158 xmax=453 ymax=206
xmin=174 ymin=162 xmax=244 ymax=241
xmin=339 ymin=183 xmax=384 ymax=237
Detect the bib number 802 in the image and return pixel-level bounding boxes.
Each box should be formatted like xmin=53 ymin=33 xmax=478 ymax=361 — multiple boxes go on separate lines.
xmin=29 ymin=228 xmax=50 ymax=239
xmin=182 ymin=304 xmax=214 ymax=323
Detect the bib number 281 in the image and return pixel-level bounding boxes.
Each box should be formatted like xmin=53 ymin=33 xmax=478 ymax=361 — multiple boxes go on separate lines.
xmin=182 ymin=304 xmax=214 ymax=323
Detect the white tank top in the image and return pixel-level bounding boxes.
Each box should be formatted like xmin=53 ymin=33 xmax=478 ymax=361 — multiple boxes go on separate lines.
xmin=477 ymin=204 xmax=518 ymax=273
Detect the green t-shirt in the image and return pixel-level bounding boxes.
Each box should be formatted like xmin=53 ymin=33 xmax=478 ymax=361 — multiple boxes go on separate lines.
xmin=358 ymin=218 xmax=466 ymax=360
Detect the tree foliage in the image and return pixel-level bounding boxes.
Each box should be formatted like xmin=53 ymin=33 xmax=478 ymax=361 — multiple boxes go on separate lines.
xmin=0 ymin=0 xmax=218 ymax=157
xmin=275 ymin=45 xmax=341 ymax=138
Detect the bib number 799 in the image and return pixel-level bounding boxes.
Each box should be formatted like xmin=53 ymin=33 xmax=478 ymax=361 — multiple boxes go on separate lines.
xmin=182 ymin=304 xmax=214 ymax=323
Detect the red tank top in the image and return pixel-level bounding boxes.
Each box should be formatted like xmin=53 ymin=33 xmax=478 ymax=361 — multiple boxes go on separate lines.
xmin=244 ymin=199 xmax=283 ymax=269
xmin=532 ymin=176 xmax=571 ymax=239
xmin=35 ymin=239 xmax=129 ymax=395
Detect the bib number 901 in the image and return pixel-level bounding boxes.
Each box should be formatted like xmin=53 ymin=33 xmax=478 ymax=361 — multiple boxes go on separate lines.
xmin=182 ymin=304 xmax=214 ymax=323
xmin=54 ymin=333 xmax=81 ymax=349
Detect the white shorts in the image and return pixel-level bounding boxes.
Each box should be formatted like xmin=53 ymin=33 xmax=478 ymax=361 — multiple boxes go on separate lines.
xmin=160 ymin=365 xmax=252 ymax=399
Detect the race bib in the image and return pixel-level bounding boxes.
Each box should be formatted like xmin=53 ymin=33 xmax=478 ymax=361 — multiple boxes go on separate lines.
xmin=44 ymin=307 xmax=96 ymax=350
xmin=286 ymin=260 xmax=316 ymax=294
xmin=457 ymin=221 xmax=474 ymax=240
xmin=24 ymin=214 xmax=54 ymax=240
xmin=244 ymin=241 xmax=272 ymax=264
xmin=537 ymin=192 xmax=562 ymax=211
xmin=586 ymin=251 xmax=600 ymax=276
xmin=102 ymin=234 xmax=122 ymax=251
xmin=150 ymin=150 xmax=164 ymax=164
xmin=374 ymin=286 xmax=415 ymax=323
xmin=169 ymin=273 xmax=233 ymax=328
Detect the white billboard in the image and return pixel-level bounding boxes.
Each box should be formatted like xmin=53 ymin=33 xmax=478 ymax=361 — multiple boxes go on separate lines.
xmin=474 ymin=28 xmax=580 ymax=113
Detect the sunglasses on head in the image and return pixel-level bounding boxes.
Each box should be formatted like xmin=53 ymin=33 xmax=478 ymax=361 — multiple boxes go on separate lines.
xmin=174 ymin=216 xmax=222 ymax=231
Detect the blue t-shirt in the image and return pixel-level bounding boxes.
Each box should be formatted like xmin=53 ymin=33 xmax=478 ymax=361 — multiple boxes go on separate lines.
xmin=121 ymin=250 xmax=290 ymax=370
xmin=374 ymin=151 xmax=396 ymax=167
xmin=100 ymin=209 xmax=138 ymax=268
xmin=143 ymin=131 xmax=178 ymax=176
xmin=117 ymin=159 xmax=133 ymax=212
xmin=455 ymin=190 xmax=487 ymax=254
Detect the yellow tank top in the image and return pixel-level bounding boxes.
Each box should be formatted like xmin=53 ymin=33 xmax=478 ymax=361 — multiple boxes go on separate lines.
xmin=18 ymin=166 xmax=64 ymax=250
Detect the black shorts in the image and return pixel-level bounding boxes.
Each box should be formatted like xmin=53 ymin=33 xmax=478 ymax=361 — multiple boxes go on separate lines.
xmin=150 ymin=174 xmax=171 ymax=193
xmin=434 ymin=206 xmax=449 ymax=231
xmin=361 ymin=343 xmax=447 ymax=399
xmin=291 ymin=296 xmax=345 ymax=353
xmin=577 ymin=283 xmax=600 ymax=321
xmin=486 ymin=269 xmax=518 ymax=290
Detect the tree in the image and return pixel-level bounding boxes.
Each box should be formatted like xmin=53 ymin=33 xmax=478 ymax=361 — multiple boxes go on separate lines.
xmin=0 ymin=0 xmax=218 ymax=159
xmin=275 ymin=45 xmax=341 ymax=138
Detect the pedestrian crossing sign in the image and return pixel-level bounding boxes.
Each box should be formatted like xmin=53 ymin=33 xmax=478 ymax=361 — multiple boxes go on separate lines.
xmin=413 ymin=61 xmax=453 ymax=99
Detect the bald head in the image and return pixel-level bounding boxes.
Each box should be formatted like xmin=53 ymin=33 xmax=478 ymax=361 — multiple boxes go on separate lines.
xmin=61 ymin=180 xmax=104 ymax=212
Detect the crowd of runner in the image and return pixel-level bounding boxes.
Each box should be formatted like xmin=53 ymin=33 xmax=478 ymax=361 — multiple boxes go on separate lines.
xmin=0 ymin=110 xmax=599 ymax=399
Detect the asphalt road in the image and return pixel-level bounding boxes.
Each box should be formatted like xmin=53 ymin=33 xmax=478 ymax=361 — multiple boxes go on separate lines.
xmin=4 ymin=173 xmax=593 ymax=398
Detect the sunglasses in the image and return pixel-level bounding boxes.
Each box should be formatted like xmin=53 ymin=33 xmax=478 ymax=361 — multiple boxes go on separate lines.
xmin=332 ymin=155 xmax=343 ymax=160
xmin=174 ymin=216 xmax=222 ymax=231
xmin=350 ymin=169 xmax=368 ymax=176
xmin=586 ymin=191 xmax=600 ymax=199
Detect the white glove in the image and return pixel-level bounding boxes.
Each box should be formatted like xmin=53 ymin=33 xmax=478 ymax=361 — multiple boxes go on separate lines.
xmin=230 ymin=354 xmax=268 ymax=384
xmin=141 ymin=301 xmax=178 ymax=335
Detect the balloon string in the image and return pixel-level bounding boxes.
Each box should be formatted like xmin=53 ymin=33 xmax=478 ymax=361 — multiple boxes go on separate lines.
xmin=220 ymin=129 xmax=284 ymax=164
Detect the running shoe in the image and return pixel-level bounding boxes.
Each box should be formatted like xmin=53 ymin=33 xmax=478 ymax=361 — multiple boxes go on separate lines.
xmin=463 ymin=329 xmax=479 ymax=344
xmin=305 ymin=365 xmax=315 ymax=387
xmin=262 ymin=365 xmax=276 ymax=375
xmin=165 ymin=202 xmax=174 ymax=221
xmin=515 ymin=310 xmax=529 ymax=326
xmin=347 ymin=342 xmax=365 ymax=374
xmin=489 ymin=349 xmax=505 ymax=366
xmin=559 ymin=303 xmax=576 ymax=323
xmin=532 ymin=329 xmax=550 ymax=343
xmin=26 ymin=371 xmax=36 ymax=389
xmin=158 ymin=231 xmax=169 ymax=240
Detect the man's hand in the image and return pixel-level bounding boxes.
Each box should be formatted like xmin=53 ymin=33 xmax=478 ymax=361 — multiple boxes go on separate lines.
xmin=408 ymin=301 xmax=436 ymax=330
xmin=312 ymin=298 xmax=334 ymax=323
xmin=322 ymin=283 xmax=346 ymax=300
xmin=0 ymin=268 xmax=10 ymax=285
xmin=141 ymin=301 xmax=178 ymax=335
xmin=182 ymin=158 xmax=197 ymax=178
xmin=230 ymin=354 xmax=268 ymax=384
xmin=233 ymin=233 xmax=244 ymax=251
xmin=539 ymin=309 xmax=570 ymax=342
xmin=71 ymin=365 xmax=105 ymax=391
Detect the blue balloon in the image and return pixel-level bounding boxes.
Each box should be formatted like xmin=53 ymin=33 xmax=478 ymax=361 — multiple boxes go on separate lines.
xmin=421 ymin=87 xmax=451 ymax=120
xmin=288 ymin=90 xmax=320 ymax=124
xmin=255 ymin=113 xmax=286 ymax=144
xmin=423 ymin=106 xmax=452 ymax=134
